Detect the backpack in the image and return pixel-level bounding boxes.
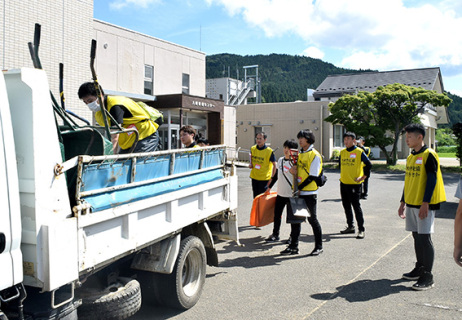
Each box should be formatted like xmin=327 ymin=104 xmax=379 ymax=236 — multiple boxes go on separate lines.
xmin=315 ymin=169 xmax=327 ymax=187
xmin=137 ymin=101 xmax=164 ymax=126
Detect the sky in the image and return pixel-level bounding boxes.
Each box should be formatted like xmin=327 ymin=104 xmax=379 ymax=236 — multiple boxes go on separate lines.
xmin=94 ymin=0 xmax=462 ymax=96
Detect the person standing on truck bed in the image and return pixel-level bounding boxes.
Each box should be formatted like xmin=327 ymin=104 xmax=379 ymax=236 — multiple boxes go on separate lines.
xmin=78 ymin=82 xmax=160 ymax=154
xmin=249 ymin=132 xmax=277 ymax=198
xmin=180 ymin=125 xmax=199 ymax=148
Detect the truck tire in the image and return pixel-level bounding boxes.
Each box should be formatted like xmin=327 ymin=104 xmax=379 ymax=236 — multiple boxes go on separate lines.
xmin=163 ymin=235 xmax=207 ymax=310
xmin=77 ymin=278 xmax=141 ymax=320
xmin=0 ymin=310 xmax=8 ymax=320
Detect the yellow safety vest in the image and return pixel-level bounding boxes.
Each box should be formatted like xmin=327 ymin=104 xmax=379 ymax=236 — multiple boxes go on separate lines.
xmin=363 ymin=146 xmax=371 ymax=157
xmin=404 ymin=148 xmax=446 ymax=206
xmin=297 ymin=148 xmax=322 ymax=191
xmin=250 ymin=145 xmax=274 ymax=181
xmin=95 ymin=96 xmax=158 ymax=150
xmin=340 ymin=147 xmax=364 ymax=185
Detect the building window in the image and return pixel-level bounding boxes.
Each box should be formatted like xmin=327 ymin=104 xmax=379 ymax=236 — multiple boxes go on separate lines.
xmin=144 ymin=65 xmax=153 ymax=95
xmin=182 ymin=73 xmax=190 ymax=94
xmin=333 ymin=125 xmax=345 ymax=148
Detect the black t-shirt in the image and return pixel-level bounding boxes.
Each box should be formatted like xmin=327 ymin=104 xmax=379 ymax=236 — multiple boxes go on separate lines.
xmin=104 ymin=96 xmax=134 ymax=125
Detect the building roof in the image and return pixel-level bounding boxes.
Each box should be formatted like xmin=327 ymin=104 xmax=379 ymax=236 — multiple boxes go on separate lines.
xmin=313 ymin=67 xmax=443 ymax=98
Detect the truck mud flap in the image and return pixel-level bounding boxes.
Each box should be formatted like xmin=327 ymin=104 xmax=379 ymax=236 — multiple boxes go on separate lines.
xmin=208 ymin=210 xmax=241 ymax=246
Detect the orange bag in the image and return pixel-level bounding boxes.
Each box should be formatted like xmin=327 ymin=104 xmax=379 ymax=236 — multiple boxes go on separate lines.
xmin=249 ymin=191 xmax=277 ymax=227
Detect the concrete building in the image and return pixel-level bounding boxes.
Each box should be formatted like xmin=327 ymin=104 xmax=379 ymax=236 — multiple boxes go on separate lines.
xmin=236 ymin=101 xmax=330 ymax=160
xmin=0 ymin=1 xmax=235 ymax=150
xmin=0 ymin=0 xmax=93 ymax=120
xmin=207 ymin=77 xmax=257 ymax=106
xmin=236 ymin=68 xmax=448 ymax=161
xmin=93 ymin=20 xmax=234 ymax=149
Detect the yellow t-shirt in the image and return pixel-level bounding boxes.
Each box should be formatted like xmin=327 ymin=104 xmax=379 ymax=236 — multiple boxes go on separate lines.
xmin=404 ymin=148 xmax=446 ymax=206
xmin=297 ymin=149 xmax=322 ymax=191
xmin=340 ymin=147 xmax=364 ymax=185
xmin=250 ymin=145 xmax=274 ymax=181
xmin=95 ymin=96 xmax=157 ymax=150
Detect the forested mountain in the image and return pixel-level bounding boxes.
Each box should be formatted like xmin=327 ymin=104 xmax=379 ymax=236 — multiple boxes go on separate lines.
xmin=206 ymin=53 xmax=371 ymax=103
xmin=206 ymin=53 xmax=462 ymax=127
xmin=445 ymin=92 xmax=462 ymax=127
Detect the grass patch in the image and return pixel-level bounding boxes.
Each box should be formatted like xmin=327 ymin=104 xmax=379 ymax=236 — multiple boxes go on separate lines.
xmin=437 ymin=152 xmax=457 ymax=158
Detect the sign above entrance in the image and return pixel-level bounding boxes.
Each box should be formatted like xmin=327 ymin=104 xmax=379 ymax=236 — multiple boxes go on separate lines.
xmin=192 ymin=100 xmax=216 ymax=108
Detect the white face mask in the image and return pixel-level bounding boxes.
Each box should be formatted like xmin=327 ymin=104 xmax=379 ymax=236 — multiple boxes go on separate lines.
xmin=87 ymin=100 xmax=100 ymax=112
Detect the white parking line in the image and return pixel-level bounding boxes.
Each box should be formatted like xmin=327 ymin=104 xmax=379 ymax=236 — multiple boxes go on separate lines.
xmin=303 ymin=233 xmax=412 ymax=319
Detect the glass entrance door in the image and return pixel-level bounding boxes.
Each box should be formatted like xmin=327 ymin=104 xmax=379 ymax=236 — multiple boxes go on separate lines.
xmin=158 ymin=125 xmax=180 ymax=150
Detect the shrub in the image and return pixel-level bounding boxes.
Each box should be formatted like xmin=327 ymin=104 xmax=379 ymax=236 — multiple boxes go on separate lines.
xmin=437 ymin=146 xmax=457 ymax=153
xmin=331 ymin=149 xmax=340 ymax=160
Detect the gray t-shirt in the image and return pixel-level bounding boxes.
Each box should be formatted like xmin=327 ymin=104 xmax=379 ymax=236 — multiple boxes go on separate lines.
xmin=455 ymin=178 xmax=462 ymax=199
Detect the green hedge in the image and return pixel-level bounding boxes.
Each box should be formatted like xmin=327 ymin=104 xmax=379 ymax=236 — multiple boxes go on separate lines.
xmin=437 ymin=146 xmax=457 ymax=153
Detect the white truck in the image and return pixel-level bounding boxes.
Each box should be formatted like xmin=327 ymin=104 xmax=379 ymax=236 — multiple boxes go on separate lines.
xmin=0 ymin=68 xmax=239 ymax=319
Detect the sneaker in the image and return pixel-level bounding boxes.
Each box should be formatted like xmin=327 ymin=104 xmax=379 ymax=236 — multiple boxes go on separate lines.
xmin=402 ymin=264 xmax=424 ymax=281
xmin=280 ymin=246 xmax=299 ymax=255
xmin=309 ymin=248 xmax=323 ymax=256
xmin=360 ymin=195 xmax=368 ymax=200
xmin=356 ymin=231 xmax=365 ymax=239
xmin=412 ymin=272 xmax=434 ymax=291
xmin=265 ymin=234 xmax=280 ymax=242
xmin=340 ymin=226 xmax=355 ymax=234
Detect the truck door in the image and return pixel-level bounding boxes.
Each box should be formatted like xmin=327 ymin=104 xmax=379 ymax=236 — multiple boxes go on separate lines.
xmin=0 ymin=72 xmax=22 ymax=292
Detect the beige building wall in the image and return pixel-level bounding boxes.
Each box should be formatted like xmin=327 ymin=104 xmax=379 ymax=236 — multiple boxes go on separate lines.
xmin=223 ymin=105 xmax=237 ymax=150
xmin=236 ymin=101 xmax=331 ymax=160
xmin=0 ymin=0 xmax=94 ymax=121
xmin=93 ymin=20 xmax=206 ymax=98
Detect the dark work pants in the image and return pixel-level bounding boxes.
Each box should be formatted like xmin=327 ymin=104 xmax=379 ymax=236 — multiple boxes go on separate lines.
xmin=362 ymin=176 xmax=369 ymax=197
xmin=251 ymin=179 xmax=269 ymax=198
xmin=272 ymin=195 xmax=289 ymax=237
xmin=290 ymin=195 xmax=323 ymax=250
xmin=340 ymin=183 xmax=365 ymax=232
xmin=120 ymin=130 xmax=160 ymax=154
xmin=413 ymin=232 xmax=434 ymax=273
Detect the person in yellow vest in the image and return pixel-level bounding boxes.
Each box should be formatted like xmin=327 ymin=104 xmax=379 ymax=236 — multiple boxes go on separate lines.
xmin=339 ymin=132 xmax=371 ymax=239
xmin=454 ymin=177 xmax=462 ymax=267
xmin=283 ymin=129 xmax=323 ymax=256
xmin=78 ymin=82 xmax=160 ymax=154
xmin=398 ymin=123 xmax=446 ymax=290
xmin=180 ymin=125 xmax=200 ymax=148
xmin=249 ymin=132 xmax=277 ymax=198
xmin=357 ymin=136 xmax=371 ymax=200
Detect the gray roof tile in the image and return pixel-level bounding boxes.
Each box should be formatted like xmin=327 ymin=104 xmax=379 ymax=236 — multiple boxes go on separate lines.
xmin=314 ymin=67 xmax=442 ymax=97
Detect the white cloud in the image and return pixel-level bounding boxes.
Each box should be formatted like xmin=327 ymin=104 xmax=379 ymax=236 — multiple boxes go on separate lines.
xmin=109 ymin=0 xmax=162 ymax=10
xmin=207 ymin=0 xmax=462 ymax=74
xmin=302 ymin=46 xmax=325 ymax=60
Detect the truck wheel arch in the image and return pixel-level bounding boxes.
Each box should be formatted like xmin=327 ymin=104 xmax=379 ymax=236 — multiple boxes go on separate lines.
xmin=182 ymin=221 xmax=218 ymax=267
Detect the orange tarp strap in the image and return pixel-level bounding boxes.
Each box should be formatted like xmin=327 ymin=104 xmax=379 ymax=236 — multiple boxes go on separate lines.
xmin=249 ymin=191 xmax=277 ymax=227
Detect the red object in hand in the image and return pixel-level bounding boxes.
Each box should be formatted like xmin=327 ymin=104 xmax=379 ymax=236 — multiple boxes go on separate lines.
xmin=289 ymin=148 xmax=299 ymax=166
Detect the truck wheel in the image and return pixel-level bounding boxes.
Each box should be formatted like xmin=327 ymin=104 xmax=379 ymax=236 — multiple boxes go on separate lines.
xmin=0 ymin=310 xmax=8 ymax=320
xmin=164 ymin=236 xmax=207 ymax=310
xmin=77 ymin=277 xmax=141 ymax=320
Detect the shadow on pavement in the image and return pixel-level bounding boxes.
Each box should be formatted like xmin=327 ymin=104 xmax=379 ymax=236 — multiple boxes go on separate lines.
xmin=311 ymin=278 xmax=409 ymax=303
xmin=437 ymin=202 xmax=457 ymax=220
xmin=320 ymin=198 xmax=342 ymax=203
xmin=218 ymin=250 xmax=323 ymax=269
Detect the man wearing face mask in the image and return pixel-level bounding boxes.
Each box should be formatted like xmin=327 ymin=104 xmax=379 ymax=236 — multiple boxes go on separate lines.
xmin=78 ymin=82 xmax=160 ymax=154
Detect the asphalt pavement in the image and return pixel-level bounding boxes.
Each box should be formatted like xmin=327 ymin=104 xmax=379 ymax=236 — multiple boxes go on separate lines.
xmin=133 ymin=167 xmax=462 ymax=320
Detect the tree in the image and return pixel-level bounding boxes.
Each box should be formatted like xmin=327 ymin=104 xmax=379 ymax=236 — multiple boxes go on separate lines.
xmin=435 ymin=128 xmax=456 ymax=147
xmin=325 ymin=83 xmax=452 ymax=165
xmin=453 ymin=122 xmax=462 ymax=167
